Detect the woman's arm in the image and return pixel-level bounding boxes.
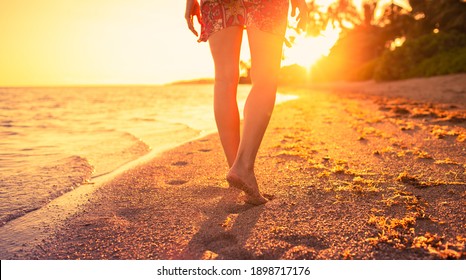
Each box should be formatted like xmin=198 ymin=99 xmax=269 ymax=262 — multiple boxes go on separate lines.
xmin=185 ymin=0 xmax=201 ymax=37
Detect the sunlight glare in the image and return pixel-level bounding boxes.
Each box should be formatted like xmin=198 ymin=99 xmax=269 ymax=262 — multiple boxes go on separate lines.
xmin=283 ymin=25 xmax=341 ymax=69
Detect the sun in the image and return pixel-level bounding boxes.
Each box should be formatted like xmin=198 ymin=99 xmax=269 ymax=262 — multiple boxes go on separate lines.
xmin=282 ymin=24 xmax=341 ymax=69
xmin=281 ymin=0 xmax=342 ymax=69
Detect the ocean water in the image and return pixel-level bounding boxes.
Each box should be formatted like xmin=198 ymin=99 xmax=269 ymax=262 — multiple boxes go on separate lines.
xmin=0 ymin=85 xmax=296 ymax=225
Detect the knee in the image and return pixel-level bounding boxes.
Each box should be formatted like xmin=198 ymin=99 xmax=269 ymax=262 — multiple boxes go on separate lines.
xmin=215 ymin=67 xmax=239 ymax=88
xmin=250 ymin=71 xmax=278 ymax=92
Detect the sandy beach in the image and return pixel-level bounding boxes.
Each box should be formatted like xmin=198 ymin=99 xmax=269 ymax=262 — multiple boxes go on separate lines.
xmin=2 ymin=74 xmax=465 ymax=260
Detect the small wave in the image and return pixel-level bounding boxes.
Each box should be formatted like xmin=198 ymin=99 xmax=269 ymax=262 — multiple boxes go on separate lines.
xmin=0 ymin=120 xmax=13 ymax=126
xmin=129 ymin=117 xmax=157 ymax=122
xmin=76 ymin=131 xmax=151 ymax=178
xmin=0 ymin=131 xmax=19 ymax=136
xmin=276 ymin=92 xmax=299 ymax=104
xmin=0 ymin=155 xmax=94 ymax=225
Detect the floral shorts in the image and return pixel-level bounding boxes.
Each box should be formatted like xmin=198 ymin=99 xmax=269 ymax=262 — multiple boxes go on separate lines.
xmin=199 ymin=0 xmax=289 ymax=42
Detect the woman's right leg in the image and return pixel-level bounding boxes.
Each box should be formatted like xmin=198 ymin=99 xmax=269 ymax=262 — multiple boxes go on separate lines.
xmin=226 ymin=27 xmax=284 ymax=205
xmin=208 ymin=26 xmax=244 ymax=168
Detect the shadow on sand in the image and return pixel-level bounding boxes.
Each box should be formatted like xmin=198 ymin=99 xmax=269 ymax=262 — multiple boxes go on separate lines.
xmin=177 ymin=187 xmax=265 ymax=259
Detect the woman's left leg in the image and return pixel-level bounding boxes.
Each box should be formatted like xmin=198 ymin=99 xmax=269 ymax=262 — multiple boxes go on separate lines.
xmin=208 ymin=26 xmax=244 ymax=168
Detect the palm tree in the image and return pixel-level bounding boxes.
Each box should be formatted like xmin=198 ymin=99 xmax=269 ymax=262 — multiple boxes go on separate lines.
xmin=408 ymin=0 xmax=466 ymax=36
xmin=309 ymin=0 xmax=411 ymax=81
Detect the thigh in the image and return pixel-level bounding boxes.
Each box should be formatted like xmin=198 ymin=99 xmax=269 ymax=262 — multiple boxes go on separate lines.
xmin=247 ymin=27 xmax=284 ymax=83
xmin=208 ymin=26 xmax=244 ymax=81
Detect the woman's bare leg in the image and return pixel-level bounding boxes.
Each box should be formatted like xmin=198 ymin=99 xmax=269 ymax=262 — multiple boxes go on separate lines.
xmin=227 ymin=27 xmax=284 ymax=205
xmin=208 ymin=26 xmax=244 ymax=167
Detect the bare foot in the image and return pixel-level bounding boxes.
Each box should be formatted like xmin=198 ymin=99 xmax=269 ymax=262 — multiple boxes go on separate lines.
xmin=226 ymin=169 xmax=268 ymax=205
xmin=244 ymin=192 xmax=275 ymax=205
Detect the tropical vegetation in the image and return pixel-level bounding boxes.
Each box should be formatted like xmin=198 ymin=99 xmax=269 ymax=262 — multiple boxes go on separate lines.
xmin=310 ymin=0 xmax=466 ymax=82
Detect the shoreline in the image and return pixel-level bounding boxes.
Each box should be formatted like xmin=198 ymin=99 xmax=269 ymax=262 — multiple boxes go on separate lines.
xmin=0 ymin=130 xmax=218 ymax=259
xmin=0 ymin=93 xmax=298 ymax=259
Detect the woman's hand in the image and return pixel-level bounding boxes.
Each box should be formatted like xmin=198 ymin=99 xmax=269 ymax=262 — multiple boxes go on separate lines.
xmin=290 ymin=0 xmax=309 ymax=32
xmin=185 ymin=0 xmax=201 ymax=37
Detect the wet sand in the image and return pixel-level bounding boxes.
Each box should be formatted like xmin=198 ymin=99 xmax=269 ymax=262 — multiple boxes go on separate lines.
xmin=3 ymin=74 xmax=465 ymax=260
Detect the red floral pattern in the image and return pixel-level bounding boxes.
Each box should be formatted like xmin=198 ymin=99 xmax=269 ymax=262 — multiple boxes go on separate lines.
xmin=199 ymin=0 xmax=289 ymax=42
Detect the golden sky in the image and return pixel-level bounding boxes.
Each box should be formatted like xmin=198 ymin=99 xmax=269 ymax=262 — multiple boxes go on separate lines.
xmin=0 ymin=0 xmax=410 ymax=86
xmin=0 ymin=0 xmax=213 ymax=86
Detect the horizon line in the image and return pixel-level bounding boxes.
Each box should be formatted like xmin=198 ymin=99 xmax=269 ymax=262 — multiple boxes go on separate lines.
xmin=0 ymin=78 xmax=216 ymax=88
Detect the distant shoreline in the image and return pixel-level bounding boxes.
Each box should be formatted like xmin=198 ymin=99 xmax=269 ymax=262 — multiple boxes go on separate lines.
xmin=169 ymin=78 xmax=214 ymax=85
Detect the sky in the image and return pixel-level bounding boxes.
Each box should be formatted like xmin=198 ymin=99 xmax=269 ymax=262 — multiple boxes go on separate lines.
xmin=0 ymin=0 xmax=213 ymax=86
xmin=0 ymin=0 xmax=410 ymax=86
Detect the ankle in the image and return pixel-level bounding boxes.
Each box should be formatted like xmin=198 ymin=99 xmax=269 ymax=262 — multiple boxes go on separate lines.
xmin=231 ymin=157 xmax=254 ymax=172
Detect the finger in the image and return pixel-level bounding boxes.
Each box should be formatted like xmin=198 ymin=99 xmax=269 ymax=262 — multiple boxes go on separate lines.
xmin=189 ymin=25 xmax=198 ymax=36
xmin=186 ymin=18 xmax=198 ymax=36
xmin=190 ymin=28 xmax=199 ymax=37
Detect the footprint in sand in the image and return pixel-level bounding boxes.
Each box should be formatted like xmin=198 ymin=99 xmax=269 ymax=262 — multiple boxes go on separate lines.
xmin=205 ymin=233 xmax=238 ymax=250
xmin=224 ymin=203 xmax=255 ymax=214
xmin=166 ymin=180 xmax=188 ymax=186
xmin=172 ymin=161 xmax=188 ymax=166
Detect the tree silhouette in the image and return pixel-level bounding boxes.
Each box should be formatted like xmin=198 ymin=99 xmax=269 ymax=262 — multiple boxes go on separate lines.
xmin=308 ymin=0 xmax=466 ymax=82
